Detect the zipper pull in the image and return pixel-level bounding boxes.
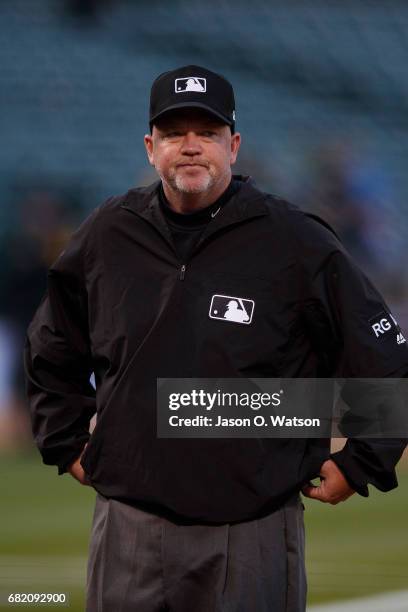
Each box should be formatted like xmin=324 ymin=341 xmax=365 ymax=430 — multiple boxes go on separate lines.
xmin=180 ymin=264 xmax=186 ymax=280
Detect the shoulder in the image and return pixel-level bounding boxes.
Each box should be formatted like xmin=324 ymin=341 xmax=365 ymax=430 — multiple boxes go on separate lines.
xmin=96 ymin=181 xmax=159 ymax=219
xmin=251 ymin=187 xmax=340 ymax=247
xmin=261 ymin=192 xmax=337 ymax=236
xmin=56 ymin=182 xmax=159 ymax=265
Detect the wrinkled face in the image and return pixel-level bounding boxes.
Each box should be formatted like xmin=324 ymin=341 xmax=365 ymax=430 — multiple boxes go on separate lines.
xmin=144 ymin=108 xmax=241 ymax=195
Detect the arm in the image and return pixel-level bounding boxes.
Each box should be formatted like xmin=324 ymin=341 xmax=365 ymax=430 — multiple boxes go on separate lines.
xmin=24 ymin=209 xmax=98 ymax=476
xmin=292 ymin=210 xmax=408 ymax=500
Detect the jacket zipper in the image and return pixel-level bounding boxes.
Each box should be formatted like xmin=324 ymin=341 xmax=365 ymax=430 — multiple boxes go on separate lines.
xmin=122 ymin=201 xmax=267 ymax=282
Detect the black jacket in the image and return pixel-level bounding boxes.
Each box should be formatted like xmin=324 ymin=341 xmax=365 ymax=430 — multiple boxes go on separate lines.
xmin=24 ymin=177 xmax=408 ymax=523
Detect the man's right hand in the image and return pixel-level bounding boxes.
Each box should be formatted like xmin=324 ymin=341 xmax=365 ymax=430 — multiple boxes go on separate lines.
xmin=67 ymin=443 xmax=92 ymax=486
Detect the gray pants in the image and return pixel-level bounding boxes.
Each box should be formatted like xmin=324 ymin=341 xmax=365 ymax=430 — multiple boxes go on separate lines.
xmin=86 ymin=493 xmax=306 ymax=612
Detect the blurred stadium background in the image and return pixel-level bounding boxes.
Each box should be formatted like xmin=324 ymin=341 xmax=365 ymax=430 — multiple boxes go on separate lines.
xmin=0 ymin=1 xmax=407 ymax=610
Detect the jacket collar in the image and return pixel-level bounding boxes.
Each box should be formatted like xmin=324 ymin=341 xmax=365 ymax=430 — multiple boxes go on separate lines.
xmin=121 ymin=175 xmax=269 ymax=231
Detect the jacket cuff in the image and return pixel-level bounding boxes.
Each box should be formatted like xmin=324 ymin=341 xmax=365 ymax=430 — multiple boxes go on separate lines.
xmin=47 ymin=441 xmax=89 ymax=475
xmin=330 ymin=447 xmax=370 ymax=497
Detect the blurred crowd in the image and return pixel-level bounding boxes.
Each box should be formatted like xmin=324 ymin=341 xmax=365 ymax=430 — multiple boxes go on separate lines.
xmin=301 ymin=140 xmax=406 ymax=302
xmin=0 ymin=184 xmax=87 ymax=449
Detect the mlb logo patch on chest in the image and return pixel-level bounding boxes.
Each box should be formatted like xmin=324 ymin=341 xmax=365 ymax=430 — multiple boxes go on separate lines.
xmin=209 ymin=294 xmax=255 ymax=325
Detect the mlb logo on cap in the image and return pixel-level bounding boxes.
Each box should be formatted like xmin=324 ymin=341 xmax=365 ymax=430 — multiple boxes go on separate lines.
xmin=175 ymin=77 xmax=206 ymax=93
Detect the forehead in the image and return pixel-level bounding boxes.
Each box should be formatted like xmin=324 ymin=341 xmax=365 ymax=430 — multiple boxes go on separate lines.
xmin=153 ymin=108 xmax=227 ymax=131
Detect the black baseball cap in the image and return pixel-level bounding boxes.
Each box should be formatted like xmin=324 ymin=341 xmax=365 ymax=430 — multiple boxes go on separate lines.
xmin=149 ymin=65 xmax=236 ymax=133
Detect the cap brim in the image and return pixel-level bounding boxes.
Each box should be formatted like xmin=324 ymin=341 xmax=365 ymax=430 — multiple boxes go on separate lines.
xmin=150 ymin=102 xmax=233 ymax=127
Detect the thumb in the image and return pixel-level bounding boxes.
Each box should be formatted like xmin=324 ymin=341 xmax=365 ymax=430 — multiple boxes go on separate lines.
xmin=302 ymin=481 xmax=324 ymax=501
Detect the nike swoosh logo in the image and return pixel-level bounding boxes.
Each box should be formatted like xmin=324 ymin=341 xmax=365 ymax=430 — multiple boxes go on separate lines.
xmin=211 ymin=206 xmax=221 ymax=218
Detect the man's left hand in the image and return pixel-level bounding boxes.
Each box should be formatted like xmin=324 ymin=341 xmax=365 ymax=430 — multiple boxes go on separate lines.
xmin=301 ymin=459 xmax=356 ymax=505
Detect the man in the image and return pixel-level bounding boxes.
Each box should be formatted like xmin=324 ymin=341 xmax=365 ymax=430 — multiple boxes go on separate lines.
xmin=24 ymin=65 xmax=408 ymax=612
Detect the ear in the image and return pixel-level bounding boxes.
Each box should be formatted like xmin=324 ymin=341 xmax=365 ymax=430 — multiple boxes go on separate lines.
xmin=144 ymin=134 xmax=154 ymax=166
xmin=230 ymin=132 xmax=241 ymax=166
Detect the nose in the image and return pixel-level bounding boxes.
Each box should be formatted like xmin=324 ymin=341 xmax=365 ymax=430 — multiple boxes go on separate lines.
xmin=180 ymin=131 xmax=203 ymax=156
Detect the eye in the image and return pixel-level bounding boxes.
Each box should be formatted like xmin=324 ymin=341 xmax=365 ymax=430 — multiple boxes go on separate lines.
xmin=164 ymin=131 xmax=182 ymax=138
xmin=201 ymin=130 xmax=216 ymax=138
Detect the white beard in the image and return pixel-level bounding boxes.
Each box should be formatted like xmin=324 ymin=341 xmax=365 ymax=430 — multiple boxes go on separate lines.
xmin=173 ymin=171 xmax=214 ymax=194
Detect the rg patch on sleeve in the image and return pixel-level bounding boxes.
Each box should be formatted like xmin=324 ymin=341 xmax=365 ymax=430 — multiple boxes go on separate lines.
xmin=369 ymin=310 xmax=406 ymax=345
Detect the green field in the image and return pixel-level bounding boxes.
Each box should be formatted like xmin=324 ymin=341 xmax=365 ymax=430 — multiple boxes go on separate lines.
xmin=304 ymin=464 xmax=408 ymax=604
xmin=1 ymin=451 xmax=407 ymax=610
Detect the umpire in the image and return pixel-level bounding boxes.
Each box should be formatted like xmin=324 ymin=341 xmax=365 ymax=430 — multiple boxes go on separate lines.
xmin=24 ymin=65 xmax=408 ymax=612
